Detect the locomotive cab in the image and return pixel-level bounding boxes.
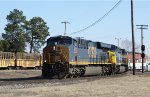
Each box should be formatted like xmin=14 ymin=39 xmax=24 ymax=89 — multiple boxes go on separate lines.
xmin=42 ymin=36 xmax=72 ymax=78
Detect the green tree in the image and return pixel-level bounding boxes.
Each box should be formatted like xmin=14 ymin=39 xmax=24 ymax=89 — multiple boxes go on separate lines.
xmin=26 ymin=17 xmax=49 ymax=53
xmin=0 ymin=39 xmax=10 ymax=52
xmin=2 ymin=9 xmax=27 ymax=67
xmin=2 ymin=9 xmax=27 ymax=53
xmin=0 ymin=39 xmax=2 ymax=51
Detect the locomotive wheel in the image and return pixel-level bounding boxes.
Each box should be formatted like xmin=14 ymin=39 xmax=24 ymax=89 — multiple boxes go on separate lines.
xmin=80 ymin=69 xmax=85 ymax=77
xmin=102 ymin=66 xmax=107 ymax=76
xmin=57 ymin=71 xmax=67 ymax=79
xmin=115 ymin=66 xmax=120 ymax=74
xmin=108 ymin=66 xmax=112 ymax=75
xmin=70 ymin=67 xmax=80 ymax=78
xmin=102 ymin=65 xmax=113 ymax=76
xmin=56 ymin=62 xmax=69 ymax=79
xmin=64 ymin=74 xmax=70 ymax=79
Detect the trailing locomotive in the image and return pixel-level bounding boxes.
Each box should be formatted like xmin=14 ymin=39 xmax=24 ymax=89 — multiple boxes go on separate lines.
xmin=42 ymin=35 xmax=128 ymax=78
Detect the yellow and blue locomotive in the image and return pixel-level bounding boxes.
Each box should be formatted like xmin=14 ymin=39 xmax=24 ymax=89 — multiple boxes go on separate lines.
xmin=42 ymin=35 xmax=128 ymax=78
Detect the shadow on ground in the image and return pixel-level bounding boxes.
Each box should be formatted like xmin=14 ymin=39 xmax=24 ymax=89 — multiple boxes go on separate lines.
xmin=0 ymin=76 xmax=44 ymax=81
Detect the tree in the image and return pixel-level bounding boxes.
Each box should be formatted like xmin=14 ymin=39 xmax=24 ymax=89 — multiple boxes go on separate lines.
xmin=0 ymin=38 xmax=2 ymax=51
xmin=25 ymin=17 xmax=49 ymax=53
xmin=2 ymin=9 xmax=27 ymax=53
xmin=2 ymin=9 xmax=27 ymax=67
xmin=0 ymin=38 xmax=10 ymax=52
xmin=121 ymin=38 xmax=140 ymax=52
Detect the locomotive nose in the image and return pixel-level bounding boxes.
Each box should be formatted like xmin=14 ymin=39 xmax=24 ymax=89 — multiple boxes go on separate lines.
xmin=43 ymin=45 xmax=69 ymax=64
xmin=42 ymin=45 xmax=69 ymax=78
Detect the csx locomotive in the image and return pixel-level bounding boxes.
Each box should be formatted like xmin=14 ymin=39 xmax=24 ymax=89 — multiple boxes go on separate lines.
xmin=42 ymin=35 xmax=128 ymax=78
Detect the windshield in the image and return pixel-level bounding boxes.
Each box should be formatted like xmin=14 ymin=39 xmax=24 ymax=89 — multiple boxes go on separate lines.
xmin=47 ymin=37 xmax=72 ymax=46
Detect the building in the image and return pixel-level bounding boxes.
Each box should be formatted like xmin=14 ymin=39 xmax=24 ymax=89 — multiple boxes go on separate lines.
xmin=128 ymin=52 xmax=149 ymax=71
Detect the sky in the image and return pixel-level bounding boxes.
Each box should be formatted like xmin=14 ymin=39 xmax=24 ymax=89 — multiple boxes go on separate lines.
xmin=0 ymin=0 xmax=150 ymax=56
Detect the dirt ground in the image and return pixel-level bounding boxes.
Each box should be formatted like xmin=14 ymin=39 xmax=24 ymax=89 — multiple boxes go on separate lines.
xmin=0 ymin=70 xmax=150 ymax=97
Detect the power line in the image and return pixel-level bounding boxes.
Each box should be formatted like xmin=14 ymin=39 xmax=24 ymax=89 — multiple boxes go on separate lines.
xmin=69 ymin=0 xmax=122 ymax=35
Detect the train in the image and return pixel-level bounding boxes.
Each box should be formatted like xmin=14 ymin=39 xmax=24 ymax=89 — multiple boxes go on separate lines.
xmin=0 ymin=52 xmax=42 ymax=69
xmin=42 ymin=35 xmax=128 ymax=78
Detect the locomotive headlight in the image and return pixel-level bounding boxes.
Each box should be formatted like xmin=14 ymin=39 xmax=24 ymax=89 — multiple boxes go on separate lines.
xmin=53 ymin=46 xmax=56 ymax=50
xmin=44 ymin=60 xmax=47 ymax=62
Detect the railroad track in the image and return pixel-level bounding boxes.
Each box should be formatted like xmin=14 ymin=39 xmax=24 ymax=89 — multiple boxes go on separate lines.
xmin=0 ymin=72 xmax=129 ymax=90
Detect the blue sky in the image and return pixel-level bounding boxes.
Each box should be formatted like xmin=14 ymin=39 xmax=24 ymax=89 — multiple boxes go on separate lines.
xmin=0 ymin=0 xmax=150 ymax=56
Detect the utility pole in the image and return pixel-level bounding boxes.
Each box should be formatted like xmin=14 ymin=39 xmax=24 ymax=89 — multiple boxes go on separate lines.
xmin=131 ymin=0 xmax=135 ymax=75
xmin=61 ymin=21 xmax=70 ymax=35
xmin=115 ymin=38 xmax=121 ymax=47
xmin=136 ymin=25 xmax=148 ymax=73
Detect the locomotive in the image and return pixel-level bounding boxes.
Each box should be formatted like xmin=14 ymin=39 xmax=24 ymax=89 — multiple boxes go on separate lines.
xmin=42 ymin=35 xmax=128 ymax=78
